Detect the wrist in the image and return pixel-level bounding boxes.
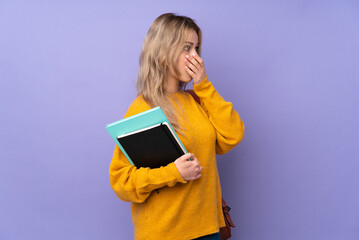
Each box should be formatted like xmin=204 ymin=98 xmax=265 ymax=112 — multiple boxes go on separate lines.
xmin=193 ymin=75 xmax=207 ymax=85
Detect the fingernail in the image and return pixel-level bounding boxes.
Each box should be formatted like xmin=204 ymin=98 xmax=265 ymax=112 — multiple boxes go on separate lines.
xmin=192 ymin=53 xmax=196 ymax=56
xmin=186 ymin=55 xmax=189 ymax=58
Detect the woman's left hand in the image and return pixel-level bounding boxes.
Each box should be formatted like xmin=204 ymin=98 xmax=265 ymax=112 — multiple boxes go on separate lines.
xmin=185 ymin=53 xmax=207 ymax=85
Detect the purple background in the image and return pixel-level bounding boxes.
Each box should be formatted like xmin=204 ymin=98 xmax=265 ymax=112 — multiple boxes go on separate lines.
xmin=1 ymin=1 xmax=358 ymax=239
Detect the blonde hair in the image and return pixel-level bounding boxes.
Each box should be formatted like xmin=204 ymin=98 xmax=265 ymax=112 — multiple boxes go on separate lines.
xmin=136 ymin=13 xmax=202 ymax=133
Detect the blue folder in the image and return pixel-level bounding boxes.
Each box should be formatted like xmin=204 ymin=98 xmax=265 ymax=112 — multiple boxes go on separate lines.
xmin=106 ymin=106 xmax=188 ymax=166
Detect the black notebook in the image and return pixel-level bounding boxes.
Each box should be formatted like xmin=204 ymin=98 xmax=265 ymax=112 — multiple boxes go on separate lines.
xmin=117 ymin=122 xmax=186 ymax=169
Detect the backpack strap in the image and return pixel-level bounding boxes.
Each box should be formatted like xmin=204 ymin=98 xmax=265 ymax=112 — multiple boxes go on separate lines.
xmin=184 ymin=89 xmax=200 ymax=104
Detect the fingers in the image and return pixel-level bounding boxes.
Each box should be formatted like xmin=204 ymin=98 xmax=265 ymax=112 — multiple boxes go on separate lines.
xmin=175 ymin=153 xmax=203 ymax=181
xmin=185 ymin=65 xmax=196 ymax=78
xmin=186 ymin=53 xmax=203 ymax=66
xmin=190 ymin=173 xmax=202 ymax=181
xmin=192 ymin=53 xmax=204 ymax=67
xmin=185 ymin=54 xmax=202 ymax=72
xmin=185 ymin=57 xmax=200 ymax=72
xmin=191 ymin=164 xmax=203 ymax=180
xmin=192 ymin=158 xmax=201 ymax=168
xmin=185 ymin=59 xmax=197 ymax=77
xmin=178 ymin=153 xmax=194 ymax=162
xmin=187 ymin=167 xmax=202 ymax=180
xmin=184 ymin=53 xmax=207 ymax=84
xmin=181 ymin=154 xmax=202 ymax=172
xmin=191 ymin=159 xmax=202 ymax=174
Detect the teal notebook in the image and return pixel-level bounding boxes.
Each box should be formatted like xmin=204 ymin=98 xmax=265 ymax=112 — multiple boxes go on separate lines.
xmin=106 ymin=107 xmax=188 ymax=166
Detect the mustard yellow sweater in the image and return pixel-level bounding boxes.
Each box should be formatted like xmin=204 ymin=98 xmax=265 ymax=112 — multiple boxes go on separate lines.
xmin=109 ymin=76 xmax=245 ymax=240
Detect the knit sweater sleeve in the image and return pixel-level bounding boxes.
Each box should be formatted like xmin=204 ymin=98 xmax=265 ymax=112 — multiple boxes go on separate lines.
xmin=193 ymin=76 xmax=245 ymax=155
xmin=109 ymin=97 xmax=187 ymax=203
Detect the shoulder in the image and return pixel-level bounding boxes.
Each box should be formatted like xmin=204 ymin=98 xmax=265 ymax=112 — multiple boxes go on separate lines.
xmin=130 ymin=94 xmax=150 ymax=109
xmin=124 ymin=94 xmax=151 ymax=118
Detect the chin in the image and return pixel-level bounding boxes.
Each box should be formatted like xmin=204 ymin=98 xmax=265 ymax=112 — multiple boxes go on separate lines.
xmin=180 ymin=79 xmax=192 ymax=84
xmin=182 ymin=75 xmax=193 ymax=83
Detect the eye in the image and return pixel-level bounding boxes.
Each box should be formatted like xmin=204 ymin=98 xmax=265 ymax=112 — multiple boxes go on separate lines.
xmin=195 ymin=46 xmax=199 ymax=52
xmin=184 ymin=45 xmax=190 ymax=51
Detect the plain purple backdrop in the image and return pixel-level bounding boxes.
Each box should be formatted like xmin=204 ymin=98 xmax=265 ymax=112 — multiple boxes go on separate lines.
xmin=1 ymin=0 xmax=358 ymax=239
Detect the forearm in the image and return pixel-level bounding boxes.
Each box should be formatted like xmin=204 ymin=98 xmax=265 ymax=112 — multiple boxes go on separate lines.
xmin=109 ymin=145 xmax=186 ymax=203
xmin=193 ymin=76 xmax=245 ymax=154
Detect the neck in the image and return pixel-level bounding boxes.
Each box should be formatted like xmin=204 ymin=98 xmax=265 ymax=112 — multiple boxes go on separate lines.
xmin=165 ymin=75 xmax=180 ymax=94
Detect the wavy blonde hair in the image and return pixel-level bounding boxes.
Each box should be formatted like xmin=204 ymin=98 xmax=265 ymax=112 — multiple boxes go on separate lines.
xmin=136 ymin=13 xmax=202 ymax=133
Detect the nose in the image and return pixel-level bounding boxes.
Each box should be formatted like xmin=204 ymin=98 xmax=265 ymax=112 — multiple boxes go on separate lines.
xmin=189 ymin=48 xmax=197 ymax=56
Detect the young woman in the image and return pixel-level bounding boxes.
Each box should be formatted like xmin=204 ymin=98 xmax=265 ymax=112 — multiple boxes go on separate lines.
xmin=109 ymin=13 xmax=245 ymax=240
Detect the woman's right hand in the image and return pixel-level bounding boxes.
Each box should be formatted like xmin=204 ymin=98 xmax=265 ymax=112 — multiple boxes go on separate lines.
xmin=174 ymin=153 xmax=203 ymax=181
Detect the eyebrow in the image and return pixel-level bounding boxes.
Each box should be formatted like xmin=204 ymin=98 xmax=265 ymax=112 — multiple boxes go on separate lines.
xmin=185 ymin=41 xmax=200 ymax=46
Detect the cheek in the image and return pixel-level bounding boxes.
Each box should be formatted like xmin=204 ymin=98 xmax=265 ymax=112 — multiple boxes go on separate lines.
xmin=178 ymin=55 xmax=185 ymax=67
xmin=177 ymin=53 xmax=191 ymax=80
xmin=178 ymin=57 xmax=187 ymax=73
